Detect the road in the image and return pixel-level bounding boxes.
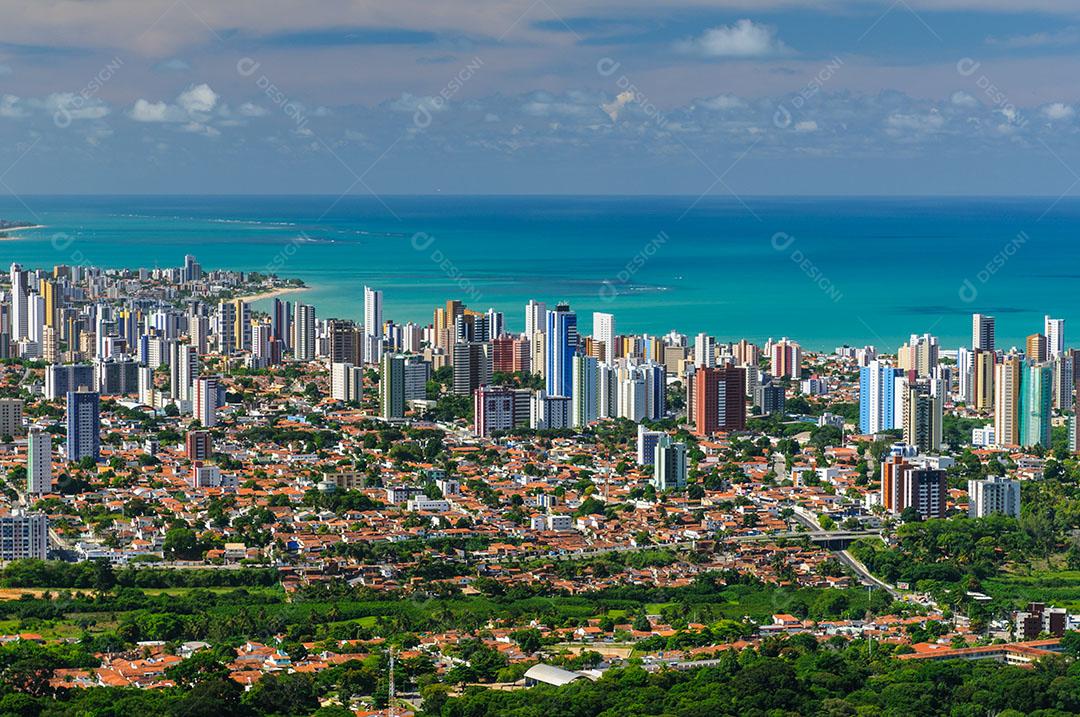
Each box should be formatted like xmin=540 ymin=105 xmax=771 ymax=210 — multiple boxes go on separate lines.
xmin=835 ymin=549 xmax=900 ymax=599
xmin=789 ymin=506 xmax=900 ymax=597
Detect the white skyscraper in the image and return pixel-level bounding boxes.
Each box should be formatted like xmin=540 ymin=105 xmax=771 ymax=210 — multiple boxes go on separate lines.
xmin=968 ymin=476 xmax=1020 ymax=518
xmin=9 ymin=264 xmax=28 ymax=342
xmin=363 ymin=286 xmax=383 ymax=363
xmin=694 ymin=333 xmax=716 ymax=368
xmin=170 ymin=343 xmax=198 ymax=405
xmin=972 ymin=313 xmax=995 ymax=351
xmin=593 ymin=312 xmax=615 ymax=362
xmin=525 ymin=300 xmax=546 ymax=337
xmin=193 ymin=376 xmax=220 ymax=428
xmin=331 ymin=362 xmax=364 ymax=403
xmin=27 ymin=292 xmax=44 ymax=344
xmin=27 ymin=429 xmax=52 ymax=495
xmin=1045 ymin=316 xmax=1064 ymax=358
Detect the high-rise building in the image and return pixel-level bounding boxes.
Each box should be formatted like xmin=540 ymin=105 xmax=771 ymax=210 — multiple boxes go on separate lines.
xmin=973 ymin=349 xmax=995 ymax=411
xmin=363 ymin=286 xmax=383 ymax=364
xmin=379 ymin=354 xmax=406 ymax=419
xmin=968 ymin=476 xmax=1020 ymax=518
xmin=524 ymin=300 xmax=546 ymax=338
xmin=9 ymin=264 xmax=28 ymax=342
xmin=571 ymin=353 xmax=598 ymax=428
xmin=452 ymin=342 xmax=493 ymax=396
xmin=972 ymin=313 xmax=995 ymax=351
xmin=693 ymin=333 xmax=716 ymax=368
xmin=45 ymin=363 xmax=95 ymax=400
xmin=545 ymin=304 xmax=577 ymax=397
xmin=27 ymin=428 xmax=52 ymax=495
xmin=898 ymin=333 xmax=939 ymax=378
xmin=1026 ymin=333 xmax=1047 ymax=363
xmin=193 ymin=376 xmax=221 ymax=428
xmin=529 ymin=390 xmax=571 ymax=429
xmin=232 ymin=299 xmax=251 ymax=352
xmin=653 ymin=434 xmax=687 ymax=491
xmin=493 ymin=336 xmax=530 ymax=374
xmin=902 ymin=381 xmax=943 ymax=452
xmin=473 ymin=385 xmax=523 ymax=437
xmin=879 ymin=451 xmax=912 ymax=513
xmin=65 ymin=388 xmax=100 ymax=462
xmin=185 ymin=430 xmax=213 ymax=461
xmin=1020 ymin=362 xmax=1052 ymax=448
xmin=1045 ymin=316 xmax=1064 ymax=359
xmin=1052 ymin=353 xmax=1075 ymax=411
xmin=859 ymin=360 xmax=902 ymax=435
xmin=896 ymin=466 xmax=947 ymax=519
xmin=271 ymin=298 xmax=293 ymax=351
xmin=0 ymin=512 xmax=48 ymax=560
xmin=994 ymin=354 xmax=1023 ymax=447
xmin=693 ymin=365 xmax=745 ymax=436
xmin=593 ymin=312 xmax=615 ymax=363
xmin=770 ymin=338 xmax=802 ymax=379
xmin=294 ymin=303 xmax=316 ymax=361
xmin=330 ymin=362 xmax=364 ymax=403
xmin=636 ymin=424 xmax=664 ymax=465
xmin=0 ymin=398 xmax=23 ymax=437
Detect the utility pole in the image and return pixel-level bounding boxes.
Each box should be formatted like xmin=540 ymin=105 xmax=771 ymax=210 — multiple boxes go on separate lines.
xmin=388 ymin=645 xmax=395 ymax=717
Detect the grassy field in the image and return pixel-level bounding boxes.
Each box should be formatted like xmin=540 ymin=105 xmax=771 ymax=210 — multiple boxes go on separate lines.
xmin=982 ymin=569 xmax=1080 ymax=611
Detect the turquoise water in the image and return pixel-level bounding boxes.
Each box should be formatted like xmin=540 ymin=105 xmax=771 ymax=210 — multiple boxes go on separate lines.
xmin=0 ymin=194 xmax=1073 ymax=351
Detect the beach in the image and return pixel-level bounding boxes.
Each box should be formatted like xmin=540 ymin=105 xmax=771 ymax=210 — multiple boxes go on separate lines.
xmin=235 ymin=285 xmax=309 ymax=303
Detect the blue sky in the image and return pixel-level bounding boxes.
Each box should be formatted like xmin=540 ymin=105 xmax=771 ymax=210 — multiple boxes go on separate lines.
xmin=2 ymin=0 xmax=1080 ymax=196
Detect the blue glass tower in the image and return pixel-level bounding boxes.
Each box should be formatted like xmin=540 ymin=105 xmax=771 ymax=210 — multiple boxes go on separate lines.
xmin=66 ymin=389 xmax=100 ymax=462
xmin=546 ymin=304 xmax=577 ymax=398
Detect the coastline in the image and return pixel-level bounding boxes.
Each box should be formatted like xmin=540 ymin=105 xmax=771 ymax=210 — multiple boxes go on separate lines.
xmin=234 ymin=285 xmax=309 ymax=303
xmin=0 ymin=224 xmax=47 ymax=240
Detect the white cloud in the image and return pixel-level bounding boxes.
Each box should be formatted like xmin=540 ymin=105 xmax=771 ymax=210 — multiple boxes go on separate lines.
xmin=0 ymin=94 xmax=27 ymax=118
xmin=986 ymin=27 xmax=1080 ymax=48
xmin=950 ymin=91 xmax=978 ymax=108
xmin=38 ymin=93 xmax=110 ymax=121
xmin=238 ymin=102 xmax=268 ymax=117
xmin=1041 ymin=102 xmax=1075 ymax=120
xmin=601 ymin=90 xmax=634 ymax=121
xmin=794 ymin=120 xmax=818 ymax=132
xmin=699 ymin=94 xmax=746 ymax=111
xmin=177 ymin=83 xmax=218 ymax=115
xmin=675 ymin=20 xmax=789 ymax=58
xmin=130 ymin=98 xmax=179 ymax=122
xmin=886 ymin=111 xmax=946 ymax=135
xmin=129 ymin=83 xmax=221 ymax=129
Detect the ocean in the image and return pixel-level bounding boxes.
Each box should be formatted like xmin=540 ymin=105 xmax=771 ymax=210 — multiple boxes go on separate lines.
xmin=0 ymin=194 xmax=1073 ymax=352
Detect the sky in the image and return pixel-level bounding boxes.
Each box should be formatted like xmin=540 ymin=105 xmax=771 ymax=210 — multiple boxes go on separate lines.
xmin=2 ymin=0 xmax=1080 ymax=196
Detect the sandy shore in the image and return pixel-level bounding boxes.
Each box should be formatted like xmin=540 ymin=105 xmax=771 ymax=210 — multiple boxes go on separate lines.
xmin=0 ymin=224 xmax=47 ymax=240
xmin=235 ymin=285 xmax=309 ymax=303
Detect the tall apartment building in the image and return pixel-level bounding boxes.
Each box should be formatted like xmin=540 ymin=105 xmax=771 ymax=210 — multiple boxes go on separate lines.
xmin=452 ymin=342 xmax=493 ymax=396
xmin=0 ymin=512 xmax=48 ymax=560
xmin=330 ymin=362 xmax=364 ymax=403
xmin=968 ymin=476 xmax=1020 ymax=518
xmin=65 ymin=388 xmax=100 ymax=462
xmin=972 ymin=313 xmax=995 ymax=351
xmin=193 ymin=375 xmax=221 ymax=428
xmin=770 ymin=338 xmax=802 ymax=378
xmin=0 ymin=398 xmax=23 ymax=437
xmin=27 ymin=428 xmax=52 ymax=495
xmin=652 ymin=434 xmax=687 ymax=491
xmin=692 ymin=365 xmax=745 ymax=436
xmin=380 ymin=354 xmax=406 ymax=420
xmin=293 ymin=303 xmax=316 ymax=361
